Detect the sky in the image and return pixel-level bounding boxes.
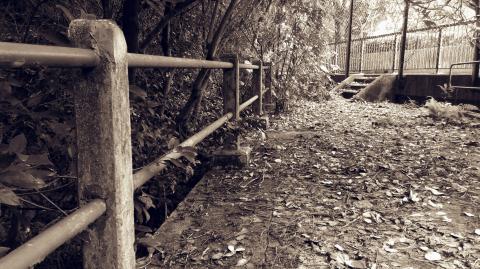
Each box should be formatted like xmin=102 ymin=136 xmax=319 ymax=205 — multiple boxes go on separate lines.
xmin=369 ymin=0 xmax=476 ymax=36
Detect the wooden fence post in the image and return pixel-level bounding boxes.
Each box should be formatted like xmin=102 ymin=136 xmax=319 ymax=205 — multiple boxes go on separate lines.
xmin=264 ymin=63 xmax=273 ymax=112
xmin=252 ymin=60 xmax=263 ymax=115
xmin=221 ymin=54 xmax=240 ymax=120
xmin=68 ymin=20 xmax=135 ymax=269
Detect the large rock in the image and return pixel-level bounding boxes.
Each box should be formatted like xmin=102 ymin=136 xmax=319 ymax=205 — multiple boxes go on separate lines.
xmin=354 ymin=74 xmax=397 ymax=102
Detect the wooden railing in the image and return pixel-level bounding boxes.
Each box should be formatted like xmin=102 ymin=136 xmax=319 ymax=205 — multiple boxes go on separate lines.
xmin=0 ymin=19 xmax=273 ymax=269
xmin=329 ymin=20 xmax=476 ymax=74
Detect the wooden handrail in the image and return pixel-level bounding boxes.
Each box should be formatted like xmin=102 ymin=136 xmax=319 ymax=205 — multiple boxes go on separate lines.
xmin=0 ymin=42 xmax=260 ymax=70
xmin=133 ymin=112 xmax=233 ymax=189
xmin=0 ymin=42 xmax=99 ymax=68
xmin=0 ymin=200 xmax=106 ymax=269
xmin=0 ymin=18 xmax=273 ymax=269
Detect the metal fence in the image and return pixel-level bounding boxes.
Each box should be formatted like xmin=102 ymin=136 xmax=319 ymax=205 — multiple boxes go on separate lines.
xmin=329 ymin=21 xmax=476 ymax=74
xmin=0 ymin=19 xmax=273 ymax=269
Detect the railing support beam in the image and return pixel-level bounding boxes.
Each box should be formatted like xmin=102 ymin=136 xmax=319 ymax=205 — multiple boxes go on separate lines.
xmin=473 ymin=0 xmax=480 ymax=86
xmin=221 ymin=54 xmax=240 ymax=120
xmin=252 ymin=60 xmax=264 ymax=115
xmin=69 ymin=19 xmax=135 ymax=269
xmin=345 ymin=0 xmax=354 ymax=76
xmin=264 ymin=63 xmax=273 ymax=111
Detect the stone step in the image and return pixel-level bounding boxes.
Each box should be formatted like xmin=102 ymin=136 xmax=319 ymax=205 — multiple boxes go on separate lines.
xmin=354 ymin=76 xmax=378 ymax=82
xmin=349 ymin=83 xmax=369 ymax=90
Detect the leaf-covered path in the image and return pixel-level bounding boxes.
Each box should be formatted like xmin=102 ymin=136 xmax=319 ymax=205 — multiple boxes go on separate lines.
xmin=143 ymin=96 xmax=480 ymax=268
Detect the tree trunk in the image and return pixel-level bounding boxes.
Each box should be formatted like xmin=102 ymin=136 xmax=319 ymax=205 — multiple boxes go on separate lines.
xmin=122 ymin=0 xmax=140 ymax=83
xmin=176 ymin=0 xmax=239 ymax=134
xmin=160 ymin=3 xmax=175 ymax=116
xmin=140 ymin=0 xmax=199 ymax=51
xmin=102 ymin=0 xmax=113 ymax=19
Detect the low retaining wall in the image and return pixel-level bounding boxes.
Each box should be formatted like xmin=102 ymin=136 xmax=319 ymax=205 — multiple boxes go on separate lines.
xmin=331 ymin=74 xmax=480 ymax=104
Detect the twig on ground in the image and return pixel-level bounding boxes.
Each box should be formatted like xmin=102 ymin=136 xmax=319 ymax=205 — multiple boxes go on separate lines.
xmin=37 ymin=190 xmax=68 ymax=216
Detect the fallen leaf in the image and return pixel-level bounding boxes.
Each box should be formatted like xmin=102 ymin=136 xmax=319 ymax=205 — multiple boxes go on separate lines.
xmin=425 ymin=186 xmax=444 ymax=196
xmin=474 ymin=229 xmax=480 ymax=235
xmin=409 ymin=189 xmax=420 ymax=202
xmin=236 ymin=235 xmax=246 ymax=241
xmin=235 ymin=246 xmax=245 ymax=252
xmin=334 ymin=244 xmax=344 ymax=251
xmin=335 ymin=253 xmax=350 ymax=265
xmin=383 ymin=245 xmax=398 ymax=253
xmin=463 ymin=212 xmax=475 ymax=217
xmin=346 ymin=259 xmax=367 ymax=269
xmin=212 ymin=253 xmax=224 ymax=260
xmin=235 ymin=258 xmax=248 ymax=266
xmin=419 ymin=246 xmax=429 ymax=251
xmin=8 ymin=134 xmax=27 ymax=154
xmin=0 ymin=186 xmax=21 ymax=206
xmin=428 ymin=200 xmax=443 ymax=208
xmin=425 ymin=251 xmax=442 ymax=261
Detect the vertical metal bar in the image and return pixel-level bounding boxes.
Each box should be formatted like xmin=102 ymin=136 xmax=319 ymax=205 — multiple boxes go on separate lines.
xmin=345 ymin=0 xmax=354 ymax=76
xmin=398 ymin=0 xmax=410 ymax=80
xmin=359 ymin=38 xmax=365 ymax=72
xmin=252 ymin=60 xmax=263 ymax=115
xmin=264 ymin=63 xmax=273 ymax=111
xmin=472 ymin=0 xmax=480 ymax=86
xmin=435 ymin=28 xmax=443 ymax=73
xmin=221 ymin=54 xmax=240 ymax=120
xmin=69 ymin=19 xmax=135 ymax=269
xmin=392 ymin=34 xmax=398 ymax=72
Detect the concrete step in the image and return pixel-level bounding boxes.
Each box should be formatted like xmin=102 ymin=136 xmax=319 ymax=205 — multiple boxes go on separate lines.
xmin=340 ymin=88 xmax=358 ymax=98
xmin=341 ymin=89 xmax=359 ymax=94
xmin=354 ymin=76 xmax=378 ymax=83
xmin=348 ymin=83 xmax=369 ymax=90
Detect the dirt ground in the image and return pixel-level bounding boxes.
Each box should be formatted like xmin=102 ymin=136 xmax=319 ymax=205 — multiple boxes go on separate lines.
xmin=140 ymin=95 xmax=480 ymax=269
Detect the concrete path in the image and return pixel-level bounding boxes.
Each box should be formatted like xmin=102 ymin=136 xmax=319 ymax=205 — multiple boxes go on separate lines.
xmin=143 ymin=96 xmax=480 ymax=269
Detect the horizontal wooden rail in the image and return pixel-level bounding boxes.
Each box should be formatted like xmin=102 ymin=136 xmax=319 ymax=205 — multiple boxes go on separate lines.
xmin=133 ymin=112 xmax=232 ymax=188
xmin=128 ymin=53 xmax=233 ymax=69
xmin=126 ymin=54 xmax=261 ymax=69
xmin=239 ymin=63 xmax=260 ymax=69
xmin=0 ymin=42 xmax=260 ymax=70
xmin=239 ymin=95 xmax=258 ymax=112
xmin=0 ymin=42 xmax=99 ymax=68
xmin=0 ymin=199 xmax=106 ymax=269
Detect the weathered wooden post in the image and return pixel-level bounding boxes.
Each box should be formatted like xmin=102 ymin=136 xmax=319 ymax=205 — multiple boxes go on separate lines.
xmin=221 ymin=54 xmax=240 ymax=120
xmin=263 ymin=62 xmax=273 ymax=112
xmin=252 ymin=60 xmax=264 ymax=115
xmin=214 ymin=54 xmax=250 ymax=166
xmin=69 ymin=20 xmax=135 ymax=269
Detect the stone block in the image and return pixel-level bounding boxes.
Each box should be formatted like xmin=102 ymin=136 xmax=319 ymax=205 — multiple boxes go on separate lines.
xmin=213 ymin=146 xmax=251 ymax=167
